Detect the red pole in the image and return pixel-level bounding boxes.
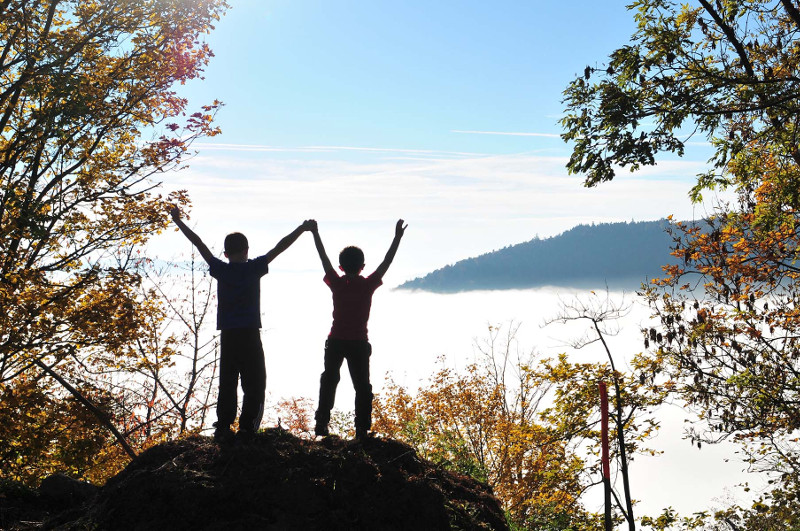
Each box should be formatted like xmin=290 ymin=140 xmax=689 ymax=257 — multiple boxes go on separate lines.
xmin=599 ymin=381 xmax=612 ymax=530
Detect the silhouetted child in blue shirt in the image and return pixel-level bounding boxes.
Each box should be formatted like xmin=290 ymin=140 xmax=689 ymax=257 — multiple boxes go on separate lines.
xmin=170 ymin=206 xmax=314 ymax=443
xmin=309 ymin=219 xmax=407 ymax=439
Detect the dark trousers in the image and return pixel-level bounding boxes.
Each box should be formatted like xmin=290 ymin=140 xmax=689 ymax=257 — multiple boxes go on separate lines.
xmin=315 ymin=339 xmax=373 ymax=431
xmin=218 ymin=328 xmax=266 ymax=432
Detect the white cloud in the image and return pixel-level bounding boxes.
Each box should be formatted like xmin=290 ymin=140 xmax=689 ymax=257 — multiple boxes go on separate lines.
xmin=191 ymin=142 xmax=483 ymax=158
xmin=304 ymin=145 xmax=484 ymax=157
xmin=189 ymin=143 xmax=331 ymax=153
xmin=452 ymin=130 xmax=561 ymax=138
xmin=155 ymin=148 xmax=724 ymax=277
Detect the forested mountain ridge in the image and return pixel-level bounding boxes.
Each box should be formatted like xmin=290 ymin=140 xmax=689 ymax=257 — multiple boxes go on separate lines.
xmin=399 ymin=220 xmax=678 ymax=292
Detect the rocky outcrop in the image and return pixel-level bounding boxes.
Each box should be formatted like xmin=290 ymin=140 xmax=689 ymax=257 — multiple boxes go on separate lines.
xmin=3 ymin=429 xmax=508 ymax=530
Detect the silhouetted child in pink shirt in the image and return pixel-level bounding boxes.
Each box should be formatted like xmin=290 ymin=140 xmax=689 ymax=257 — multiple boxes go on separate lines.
xmin=309 ymin=219 xmax=407 ymax=439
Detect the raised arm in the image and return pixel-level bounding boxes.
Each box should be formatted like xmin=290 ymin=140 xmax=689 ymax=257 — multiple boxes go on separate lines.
xmin=264 ymin=220 xmax=315 ymax=264
xmin=310 ymin=222 xmax=337 ymax=278
xmin=170 ymin=206 xmax=215 ymax=264
xmin=372 ymin=219 xmax=407 ymax=279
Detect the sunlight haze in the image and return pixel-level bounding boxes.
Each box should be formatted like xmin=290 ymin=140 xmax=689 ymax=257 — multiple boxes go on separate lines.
xmin=151 ymin=0 xmax=755 ymax=520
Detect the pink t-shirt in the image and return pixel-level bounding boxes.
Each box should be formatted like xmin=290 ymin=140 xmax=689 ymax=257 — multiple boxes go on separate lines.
xmin=324 ymin=273 xmax=383 ymax=340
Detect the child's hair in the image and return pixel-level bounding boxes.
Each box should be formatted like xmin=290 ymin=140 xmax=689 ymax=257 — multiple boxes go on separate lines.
xmin=224 ymin=232 xmax=248 ymax=255
xmin=339 ymin=246 xmax=365 ymax=274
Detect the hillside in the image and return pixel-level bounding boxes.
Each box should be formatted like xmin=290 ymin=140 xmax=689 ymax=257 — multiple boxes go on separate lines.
xmin=1 ymin=429 xmax=508 ymax=530
xmin=399 ymin=219 xmax=678 ymax=292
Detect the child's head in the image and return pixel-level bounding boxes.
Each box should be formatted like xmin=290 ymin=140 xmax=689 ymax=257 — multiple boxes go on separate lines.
xmin=338 ymin=246 xmax=365 ymax=275
xmin=224 ymin=232 xmax=249 ymax=262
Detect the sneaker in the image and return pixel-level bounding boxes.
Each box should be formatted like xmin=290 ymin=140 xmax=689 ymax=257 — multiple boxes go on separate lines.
xmin=236 ymin=428 xmax=255 ymax=444
xmin=213 ymin=424 xmax=235 ymax=445
xmin=314 ymin=423 xmax=330 ymax=437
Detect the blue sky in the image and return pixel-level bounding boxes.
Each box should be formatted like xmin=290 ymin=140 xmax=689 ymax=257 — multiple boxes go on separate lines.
xmin=159 ymin=0 xmax=723 ymax=279
xmin=183 ymin=1 xmax=637 ymax=152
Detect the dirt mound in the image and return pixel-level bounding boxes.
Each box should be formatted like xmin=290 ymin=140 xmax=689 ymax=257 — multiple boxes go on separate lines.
xmin=36 ymin=429 xmax=507 ymax=530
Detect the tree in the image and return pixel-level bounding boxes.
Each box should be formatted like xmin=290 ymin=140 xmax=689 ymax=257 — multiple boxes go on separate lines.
xmin=0 ymin=0 xmax=227 ymax=476
xmin=372 ymin=324 xmax=601 ymax=530
xmin=640 ymin=213 xmax=800 ymax=500
xmin=129 ymin=252 xmax=219 ymax=439
xmin=541 ymin=293 xmax=667 ymax=530
xmin=562 ymin=0 xmax=800 ymax=519
xmin=561 ymin=0 xmax=800 ymax=200
xmin=0 ymin=370 xmax=115 ymax=484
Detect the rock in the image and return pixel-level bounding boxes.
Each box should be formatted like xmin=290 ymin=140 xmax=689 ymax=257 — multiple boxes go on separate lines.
xmin=52 ymin=429 xmax=508 ymax=530
xmin=39 ymin=474 xmax=98 ymax=508
xmin=0 ymin=478 xmax=44 ymax=530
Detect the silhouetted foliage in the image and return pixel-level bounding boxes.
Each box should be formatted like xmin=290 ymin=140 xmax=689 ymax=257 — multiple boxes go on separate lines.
xmin=563 ymin=0 xmax=800 ymax=525
xmin=0 ymin=0 xmax=226 ymax=479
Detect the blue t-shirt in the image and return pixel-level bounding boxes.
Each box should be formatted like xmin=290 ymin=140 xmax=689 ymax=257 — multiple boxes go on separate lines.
xmin=208 ymin=255 xmax=270 ymax=330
